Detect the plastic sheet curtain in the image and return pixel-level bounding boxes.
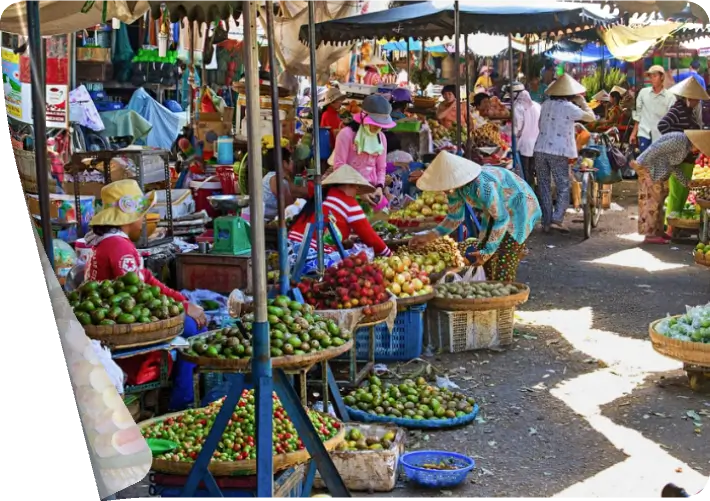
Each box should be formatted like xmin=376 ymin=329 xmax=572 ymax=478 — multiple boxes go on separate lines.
xmin=259 ymin=1 xmax=361 ymax=85
xmin=601 ymin=22 xmax=681 ymax=62
xmin=0 ymin=1 xmax=149 ymax=36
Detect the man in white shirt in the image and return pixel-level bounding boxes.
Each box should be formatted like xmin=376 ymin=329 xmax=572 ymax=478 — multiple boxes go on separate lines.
xmin=630 ymin=65 xmax=676 ymax=152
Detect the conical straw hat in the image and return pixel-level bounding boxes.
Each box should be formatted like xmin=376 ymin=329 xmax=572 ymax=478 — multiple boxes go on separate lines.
xmin=610 ymin=85 xmax=627 ymax=96
xmin=545 ymin=73 xmax=586 ymax=97
xmin=416 ymin=151 xmax=482 ymax=192
xmin=669 ymin=76 xmax=710 ymax=100
xmin=323 ymin=165 xmax=375 ymax=195
xmin=685 ymin=130 xmax=710 ymax=158
xmin=592 ymin=90 xmax=610 ymax=102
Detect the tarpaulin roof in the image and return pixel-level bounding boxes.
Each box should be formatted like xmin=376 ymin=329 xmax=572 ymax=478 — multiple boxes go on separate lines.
xmin=380 ymin=38 xmax=448 ymax=52
xmin=149 ymin=2 xmax=243 ymax=24
xmin=568 ymin=1 xmax=709 ymax=24
xmin=547 ymin=42 xmax=613 ymax=62
xmin=298 ymin=1 xmax=616 ymax=45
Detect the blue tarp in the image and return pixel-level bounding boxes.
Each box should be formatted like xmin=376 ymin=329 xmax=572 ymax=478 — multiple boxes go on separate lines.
xmin=547 ymin=43 xmax=613 ymax=63
xmin=127 ymin=88 xmax=180 ymax=150
xmin=382 ymin=38 xmax=448 ymax=52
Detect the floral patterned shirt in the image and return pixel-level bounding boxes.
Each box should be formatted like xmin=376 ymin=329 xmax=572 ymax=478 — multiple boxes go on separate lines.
xmin=636 ymin=132 xmax=692 ymax=185
xmin=434 ymin=167 xmax=542 ymax=256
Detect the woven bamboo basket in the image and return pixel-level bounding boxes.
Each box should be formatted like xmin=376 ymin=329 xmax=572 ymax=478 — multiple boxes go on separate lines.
xmin=693 ymin=251 xmax=710 ymax=267
xmin=696 ymin=198 xmax=710 ymax=210
xmin=667 ymin=217 xmax=700 ymax=231
xmin=689 ymin=179 xmax=710 ymax=188
xmin=179 ymin=338 xmax=353 ymax=371
xmin=429 ymin=282 xmax=530 ymax=312
xmin=140 ymin=411 xmax=345 ymax=476
xmin=359 ymin=297 xmax=395 ymax=324
xmin=649 ymin=318 xmax=710 ymax=366
xmin=83 ymin=314 xmax=185 ymax=349
xmin=395 ymin=292 xmax=434 ymax=311
xmin=15 ymin=148 xmax=61 ymax=194
xmin=413 ymin=96 xmax=438 ymax=109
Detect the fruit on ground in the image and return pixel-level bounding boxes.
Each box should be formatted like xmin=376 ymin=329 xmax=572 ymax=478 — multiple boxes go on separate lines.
xmin=184 ymin=296 xmax=351 ymax=359
xmin=141 ymin=389 xmax=342 ymax=462
xmin=435 ymin=281 xmax=523 ymax=300
xmin=336 ymin=427 xmax=398 ymax=451
xmin=68 ymin=272 xmax=183 ymax=326
xmin=374 ymin=255 xmax=433 ymax=299
xmin=297 ymin=251 xmax=390 ymax=314
xmin=343 ymin=375 xmax=476 ymax=421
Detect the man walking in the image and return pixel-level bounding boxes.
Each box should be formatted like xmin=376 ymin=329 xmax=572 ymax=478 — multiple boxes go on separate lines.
xmin=630 ymin=65 xmax=676 ymax=153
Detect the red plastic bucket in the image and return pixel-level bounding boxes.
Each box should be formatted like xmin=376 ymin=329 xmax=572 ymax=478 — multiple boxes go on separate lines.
xmin=189 ymin=178 xmax=222 ymax=218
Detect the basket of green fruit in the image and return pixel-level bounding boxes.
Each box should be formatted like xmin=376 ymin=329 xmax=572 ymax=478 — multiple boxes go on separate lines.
xmin=140 ymin=389 xmax=345 ymax=475
xmin=67 ymin=272 xmax=185 ymax=349
xmin=179 ymin=295 xmax=353 ymax=370
xmin=430 ymin=281 xmax=530 ymax=312
xmin=650 ymin=310 xmax=710 ymax=366
xmin=693 ymin=243 xmax=710 ymax=267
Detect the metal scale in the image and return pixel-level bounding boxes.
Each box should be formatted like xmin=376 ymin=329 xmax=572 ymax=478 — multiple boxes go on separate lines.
xmin=207 ymin=194 xmax=252 ymax=255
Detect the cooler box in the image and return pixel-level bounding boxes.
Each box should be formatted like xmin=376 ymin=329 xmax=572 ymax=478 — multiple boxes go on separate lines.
xmin=189 ymin=179 xmax=222 ymax=219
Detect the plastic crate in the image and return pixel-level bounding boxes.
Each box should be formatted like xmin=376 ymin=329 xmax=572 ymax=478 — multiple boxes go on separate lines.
xmin=428 ymin=307 xmax=515 ymax=353
xmin=353 ymin=304 xmax=426 ymax=361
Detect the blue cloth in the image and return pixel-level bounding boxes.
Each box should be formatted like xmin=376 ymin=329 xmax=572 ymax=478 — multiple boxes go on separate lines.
xmin=127 ymin=87 xmax=180 ymax=150
xmin=639 ymin=136 xmax=652 ymax=154
xmin=675 ymin=71 xmax=706 ymax=89
xmin=169 ymin=315 xmax=208 ymax=411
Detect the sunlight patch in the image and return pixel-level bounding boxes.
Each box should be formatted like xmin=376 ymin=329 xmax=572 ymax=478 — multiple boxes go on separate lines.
xmin=585 ymin=248 xmax=687 ymax=272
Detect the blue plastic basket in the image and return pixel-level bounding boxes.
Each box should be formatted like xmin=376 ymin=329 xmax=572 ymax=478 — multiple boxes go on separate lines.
xmin=346 ymin=403 xmax=479 ymax=429
xmin=400 ymin=450 xmax=475 ymax=488
xmin=352 ymin=304 xmax=426 ymax=361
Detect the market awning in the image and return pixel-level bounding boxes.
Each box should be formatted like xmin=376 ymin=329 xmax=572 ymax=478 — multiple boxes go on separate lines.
xmin=547 ymin=42 xmax=613 ymax=62
xmin=380 ymin=38 xmax=448 ymax=52
xmin=568 ymin=1 xmax=709 ymax=24
xmin=298 ymin=0 xmax=616 ymax=45
xmin=149 ymin=2 xmax=243 ymax=25
xmin=0 ymin=1 xmax=150 ymax=36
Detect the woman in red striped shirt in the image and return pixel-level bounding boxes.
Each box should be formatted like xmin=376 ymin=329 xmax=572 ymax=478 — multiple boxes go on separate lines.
xmin=288 ymin=165 xmax=392 ymax=257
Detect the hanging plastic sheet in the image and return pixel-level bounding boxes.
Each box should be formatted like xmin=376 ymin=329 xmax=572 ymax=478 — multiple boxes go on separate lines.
xmin=601 ymin=23 xmax=681 ymax=62
xmin=69 ymin=85 xmax=105 ymax=131
xmin=126 ymin=88 xmax=180 ymax=149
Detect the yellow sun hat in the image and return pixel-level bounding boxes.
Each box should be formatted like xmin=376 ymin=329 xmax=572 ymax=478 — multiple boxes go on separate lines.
xmin=416 ymin=151 xmax=482 ymax=192
xmin=90 ymin=179 xmax=156 ymax=227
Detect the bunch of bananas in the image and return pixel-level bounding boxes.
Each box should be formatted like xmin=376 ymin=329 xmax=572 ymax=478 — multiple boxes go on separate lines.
xmin=473 ymin=123 xmax=505 ymax=148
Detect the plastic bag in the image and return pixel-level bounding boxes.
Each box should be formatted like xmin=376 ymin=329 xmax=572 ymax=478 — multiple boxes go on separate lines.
xmin=90 ymin=340 xmax=125 ymax=395
xmin=436 ymin=266 xmax=486 ymax=285
xmin=228 ymin=289 xmax=247 ymax=318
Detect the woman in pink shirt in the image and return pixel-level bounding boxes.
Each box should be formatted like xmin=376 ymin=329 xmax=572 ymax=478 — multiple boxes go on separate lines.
xmin=332 ymin=94 xmax=396 ymax=208
xmin=363 ymin=63 xmax=382 ymax=86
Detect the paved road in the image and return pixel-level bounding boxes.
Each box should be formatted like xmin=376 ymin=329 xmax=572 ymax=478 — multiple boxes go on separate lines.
xmin=118 ymin=181 xmax=709 ymax=498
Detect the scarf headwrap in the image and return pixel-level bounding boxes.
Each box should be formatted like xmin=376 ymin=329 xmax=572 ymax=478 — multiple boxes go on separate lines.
xmin=354 ymin=122 xmax=384 ymax=156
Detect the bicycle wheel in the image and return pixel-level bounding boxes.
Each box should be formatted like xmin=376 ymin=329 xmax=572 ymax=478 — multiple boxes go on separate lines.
xmin=591 ymin=180 xmax=602 ymax=228
xmin=582 ymin=173 xmax=592 ymax=239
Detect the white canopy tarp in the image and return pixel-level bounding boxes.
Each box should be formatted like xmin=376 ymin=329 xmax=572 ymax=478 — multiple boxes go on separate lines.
xmin=0 ymin=1 xmax=150 ymax=36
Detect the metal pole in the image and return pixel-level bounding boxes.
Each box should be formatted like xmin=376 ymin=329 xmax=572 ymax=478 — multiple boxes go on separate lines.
xmin=27 ymin=0 xmax=53 ymax=267
xmin=308 ymin=1 xmax=324 ymax=272
xmin=508 ymin=34 xmax=518 ymax=175
xmin=406 ymin=38 xmax=411 ymax=88
xmin=464 ymin=35 xmax=470 ymax=146
xmin=266 ymin=2 xmax=289 ymax=295
xmin=244 ymin=2 xmax=273 ymax=497
xmin=454 ymin=0 xmax=461 ymax=154
xmin=525 ymin=35 xmax=530 ymax=82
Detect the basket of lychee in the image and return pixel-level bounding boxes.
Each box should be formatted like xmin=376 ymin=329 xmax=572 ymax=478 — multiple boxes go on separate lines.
xmin=297 ymin=251 xmax=395 ymax=324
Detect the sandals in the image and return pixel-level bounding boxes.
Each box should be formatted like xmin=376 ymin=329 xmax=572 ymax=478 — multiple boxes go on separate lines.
xmin=643 ymin=236 xmax=668 ymax=245
xmin=550 ymin=222 xmax=570 ymax=234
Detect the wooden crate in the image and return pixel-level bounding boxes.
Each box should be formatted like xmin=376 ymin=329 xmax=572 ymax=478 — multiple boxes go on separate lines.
xmin=76 ymin=61 xmax=113 ymax=82
xmin=176 ymin=253 xmax=252 ymax=295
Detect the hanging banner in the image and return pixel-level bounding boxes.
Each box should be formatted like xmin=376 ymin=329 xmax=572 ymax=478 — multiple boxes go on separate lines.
xmin=3 ymin=34 xmax=70 ymax=128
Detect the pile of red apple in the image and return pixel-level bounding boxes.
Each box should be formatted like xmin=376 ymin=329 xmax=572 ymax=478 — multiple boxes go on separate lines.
xmin=374 ymin=255 xmax=434 ymax=299
xmin=696 ymin=154 xmax=710 ymax=169
xmin=296 ymin=251 xmax=390 ymax=314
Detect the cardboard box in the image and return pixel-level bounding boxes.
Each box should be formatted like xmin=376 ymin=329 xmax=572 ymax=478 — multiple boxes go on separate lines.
xmin=195 ymin=120 xmax=232 ymax=142
xmin=197 ymin=106 xmax=234 ymax=124
xmin=77 ymin=47 xmax=111 ymax=62
xmin=62 ymin=181 xmax=105 ymax=201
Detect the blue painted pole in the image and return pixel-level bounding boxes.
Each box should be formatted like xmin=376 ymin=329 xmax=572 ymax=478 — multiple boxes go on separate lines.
xmin=308 ymin=2 xmax=325 ymax=273
xmin=243 ymin=3 xmax=273 ymax=497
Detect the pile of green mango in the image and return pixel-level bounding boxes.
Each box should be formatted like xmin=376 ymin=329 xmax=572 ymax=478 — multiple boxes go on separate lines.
xmin=68 ymin=272 xmax=184 ymax=326
xmin=184 ymin=296 xmax=351 ymax=360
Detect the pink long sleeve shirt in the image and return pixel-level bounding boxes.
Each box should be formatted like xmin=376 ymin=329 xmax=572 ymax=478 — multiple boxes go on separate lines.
xmin=332 ymin=126 xmax=387 ymax=188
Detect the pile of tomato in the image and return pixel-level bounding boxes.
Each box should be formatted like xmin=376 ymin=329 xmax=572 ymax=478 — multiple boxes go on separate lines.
xmin=142 ymin=389 xmax=342 ymax=462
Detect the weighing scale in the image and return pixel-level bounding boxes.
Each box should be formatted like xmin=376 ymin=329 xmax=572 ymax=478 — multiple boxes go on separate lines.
xmin=207 ymin=194 xmax=252 ymax=256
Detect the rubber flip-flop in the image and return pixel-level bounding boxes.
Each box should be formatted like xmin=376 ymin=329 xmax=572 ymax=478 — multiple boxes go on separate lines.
xmin=643 ymin=236 xmax=668 ymax=245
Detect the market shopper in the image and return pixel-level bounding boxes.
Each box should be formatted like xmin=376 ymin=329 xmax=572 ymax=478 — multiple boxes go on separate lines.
xmin=475 ymin=66 xmax=493 ymax=90
xmin=84 ymin=179 xmax=207 ymax=333
xmin=629 ymin=65 xmax=676 ymax=152
xmin=332 ymin=94 xmax=396 ymax=209
xmin=408 ymin=152 xmax=541 ymax=282
xmin=527 ymin=73 xmax=548 ymax=104
xmin=533 ymin=74 xmax=595 ymax=233
xmin=657 ymin=76 xmax=708 ymax=235
xmin=363 ymin=61 xmax=382 ymax=86
xmin=509 ymin=83 xmax=541 ymax=191
xmin=288 ymin=165 xmax=392 ymax=257
xmin=260 ymin=138 xmax=311 ymax=220
xmin=320 ymin=87 xmax=347 ymax=149
xmin=390 ymin=88 xmax=412 ymax=120
xmin=630 ymin=131 xmax=710 ymax=244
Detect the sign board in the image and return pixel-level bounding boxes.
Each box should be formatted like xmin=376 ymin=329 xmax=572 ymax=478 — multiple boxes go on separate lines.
xmin=699 ymin=47 xmax=710 ymax=58
xmin=2 ymin=34 xmax=70 ymax=128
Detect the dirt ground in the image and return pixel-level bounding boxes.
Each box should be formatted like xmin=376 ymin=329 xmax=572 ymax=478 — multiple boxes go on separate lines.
xmin=117 ymin=181 xmax=710 ymax=498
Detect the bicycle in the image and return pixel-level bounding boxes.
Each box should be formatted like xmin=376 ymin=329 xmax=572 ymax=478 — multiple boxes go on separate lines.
xmin=576 ymin=146 xmax=603 ymax=239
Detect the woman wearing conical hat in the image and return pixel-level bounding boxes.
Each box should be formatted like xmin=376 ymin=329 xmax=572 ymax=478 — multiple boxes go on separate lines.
xmin=658 ymin=76 xmax=709 ymax=237
xmin=408 ymin=152 xmax=541 ymax=282
xmin=631 ymin=131 xmax=710 ymax=244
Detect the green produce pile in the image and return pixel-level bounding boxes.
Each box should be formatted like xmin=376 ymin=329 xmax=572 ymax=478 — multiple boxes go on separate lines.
xmin=656 ymin=304 xmax=710 ymax=344
xmin=141 ymin=389 xmax=342 ymax=462
xmin=336 ymin=427 xmax=396 ymax=452
xmin=434 ymin=281 xmax=523 ymax=300
xmin=343 ymin=376 xmax=476 ymax=421
xmin=68 ymin=272 xmax=184 ymax=326
xmin=184 ymin=296 xmax=351 ymax=359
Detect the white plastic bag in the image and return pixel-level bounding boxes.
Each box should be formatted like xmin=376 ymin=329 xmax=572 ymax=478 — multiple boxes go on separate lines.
xmin=436 ymin=266 xmax=486 ymax=286
xmin=90 ymin=340 xmax=125 ymax=395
